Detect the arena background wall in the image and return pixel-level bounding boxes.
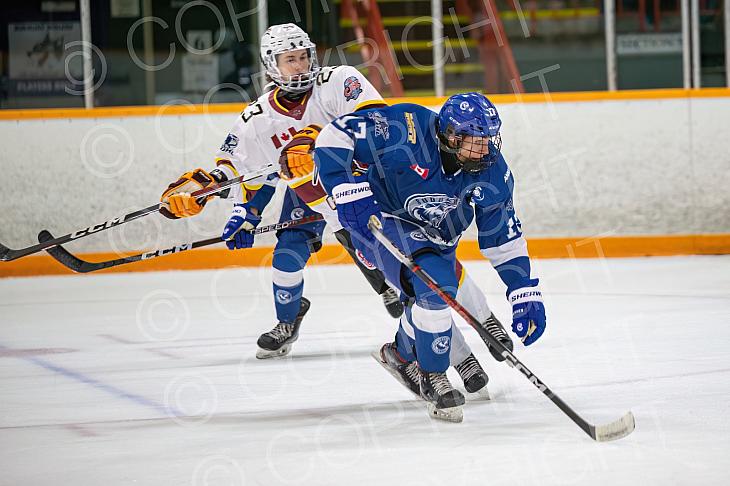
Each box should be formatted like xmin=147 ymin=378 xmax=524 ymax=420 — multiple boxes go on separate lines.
xmin=1 ymin=88 xmax=729 ymax=277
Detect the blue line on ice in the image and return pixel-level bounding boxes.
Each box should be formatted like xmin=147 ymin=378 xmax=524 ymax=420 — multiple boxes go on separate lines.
xmin=0 ymin=343 xmax=184 ymax=418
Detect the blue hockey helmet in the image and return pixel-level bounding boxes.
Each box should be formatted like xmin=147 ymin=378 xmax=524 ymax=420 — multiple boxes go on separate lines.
xmin=437 ymin=92 xmax=502 ymax=173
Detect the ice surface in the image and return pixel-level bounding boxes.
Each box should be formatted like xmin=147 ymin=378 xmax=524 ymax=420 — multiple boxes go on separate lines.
xmin=1 ymin=256 xmax=729 ymax=485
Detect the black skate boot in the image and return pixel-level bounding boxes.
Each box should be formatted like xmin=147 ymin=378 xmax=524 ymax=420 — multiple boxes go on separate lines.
xmin=371 ymin=342 xmax=421 ymax=397
xmin=478 ymin=314 xmax=514 ymax=362
xmin=420 ymin=369 xmax=465 ymax=423
xmin=380 ymin=287 xmax=404 ymax=318
xmin=454 ymin=353 xmax=489 ymax=396
xmin=256 ymin=297 xmax=310 ymax=359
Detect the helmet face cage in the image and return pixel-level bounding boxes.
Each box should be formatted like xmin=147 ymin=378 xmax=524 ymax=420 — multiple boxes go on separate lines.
xmin=260 ymin=24 xmax=321 ymax=94
xmin=439 ymin=123 xmax=502 ymax=174
xmin=437 ymin=93 xmax=503 ymax=173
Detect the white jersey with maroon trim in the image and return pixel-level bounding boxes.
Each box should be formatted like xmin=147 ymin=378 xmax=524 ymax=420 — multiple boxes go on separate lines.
xmin=213 ymin=65 xmax=384 ymax=230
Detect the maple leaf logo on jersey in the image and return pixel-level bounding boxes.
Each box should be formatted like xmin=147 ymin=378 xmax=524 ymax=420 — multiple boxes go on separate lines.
xmin=271 ymin=127 xmax=298 ymax=149
xmin=343 ymin=75 xmax=363 ymax=101
xmin=405 ymin=193 xmax=459 ymax=228
xmin=410 ymin=163 xmax=429 ymax=179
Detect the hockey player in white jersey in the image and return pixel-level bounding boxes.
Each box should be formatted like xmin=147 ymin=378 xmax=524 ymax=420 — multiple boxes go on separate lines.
xmin=159 ymin=24 xmax=399 ymax=358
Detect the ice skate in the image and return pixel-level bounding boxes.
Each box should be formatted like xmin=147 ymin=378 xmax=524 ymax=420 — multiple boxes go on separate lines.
xmin=478 ymin=314 xmax=514 ymax=362
xmin=371 ymin=342 xmax=421 ymax=397
xmin=454 ymin=353 xmax=490 ymax=399
xmin=256 ymin=297 xmax=310 ymax=359
xmin=380 ymin=287 xmax=404 ymax=318
xmin=420 ymin=370 xmax=465 ymax=423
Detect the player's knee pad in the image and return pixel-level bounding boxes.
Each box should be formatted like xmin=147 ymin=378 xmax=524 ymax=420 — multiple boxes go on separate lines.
xmin=273 ymin=230 xmax=313 ymax=273
xmin=410 ymin=249 xmax=459 ymax=310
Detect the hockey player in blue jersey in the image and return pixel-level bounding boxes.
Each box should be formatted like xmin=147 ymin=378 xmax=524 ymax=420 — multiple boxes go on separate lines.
xmin=314 ymin=93 xmax=547 ymax=421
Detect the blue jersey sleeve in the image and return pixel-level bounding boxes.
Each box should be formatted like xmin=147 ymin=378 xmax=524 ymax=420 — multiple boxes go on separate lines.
xmin=314 ymin=112 xmax=386 ymax=195
xmin=475 ymin=158 xmax=538 ymax=294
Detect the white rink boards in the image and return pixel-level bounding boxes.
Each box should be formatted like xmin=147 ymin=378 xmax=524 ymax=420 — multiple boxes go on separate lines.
xmin=1 ymin=256 xmax=729 ymax=485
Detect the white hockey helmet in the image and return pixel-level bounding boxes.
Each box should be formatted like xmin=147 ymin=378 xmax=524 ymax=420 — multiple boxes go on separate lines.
xmin=260 ymin=23 xmax=321 ymax=94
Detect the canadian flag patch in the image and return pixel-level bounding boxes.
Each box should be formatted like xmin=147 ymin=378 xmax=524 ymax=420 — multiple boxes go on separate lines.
xmin=410 ymin=164 xmax=429 ymax=179
xmin=271 ymin=127 xmax=298 ymax=149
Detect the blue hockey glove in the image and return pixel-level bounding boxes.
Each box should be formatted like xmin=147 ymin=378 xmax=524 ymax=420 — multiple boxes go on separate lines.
xmin=221 ymin=203 xmax=261 ymax=250
xmin=332 ymin=181 xmax=381 ymax=242
xmin=508 ymin=286 xmax=546 ymax=346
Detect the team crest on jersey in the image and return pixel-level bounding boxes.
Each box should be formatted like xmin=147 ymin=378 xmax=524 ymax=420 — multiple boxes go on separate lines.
xmin=405 ymin=193 xmax=459 ymax=227
xmin=367 ymin=111 xmax=389 ymax=140
xmin=343 ymin=76 xmax=363 ymax=101
xmin=220 ymin=133 xmax=239 ymax=155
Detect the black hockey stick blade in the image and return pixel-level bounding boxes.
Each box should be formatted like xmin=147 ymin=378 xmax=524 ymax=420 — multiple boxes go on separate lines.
xmin=0 ymin=241 xmax=11 ymax=261
xmin=39 ymin=229 xmax=96 ymax=273
xmin=367 ymin=215 xmax=635 ymax=442
xmin=39 ymin=229 xmax=221 ymax=273
xmin=38 ymin=214 xmax=325 ymax=273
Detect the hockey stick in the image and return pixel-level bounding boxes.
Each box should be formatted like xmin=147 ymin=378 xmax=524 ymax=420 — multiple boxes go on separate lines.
xmin=0 ymin=164 xmax=275 ymax=262
xmin=39 ymin=214 xmax=324 ymax=273
xmin=367 ymin=215 xmax=635 ymax=442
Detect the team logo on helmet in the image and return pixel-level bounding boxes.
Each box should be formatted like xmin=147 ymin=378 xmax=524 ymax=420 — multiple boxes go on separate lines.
xmin=459 ymin=101 xmax=470 ymax=111
xmin=405 ymin=193 xmax=459 ymax=227
xmin=343 ymin=76 xmax=363 ymax=101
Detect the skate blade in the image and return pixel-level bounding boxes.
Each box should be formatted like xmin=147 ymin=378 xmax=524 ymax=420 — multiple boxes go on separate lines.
xmin=256 ymin=344 xmax=292 ymax=359
xmin=427 ymin=403 xmax=463 ymax=423
xmin=370 ymin=350 xmax=421 ymax=399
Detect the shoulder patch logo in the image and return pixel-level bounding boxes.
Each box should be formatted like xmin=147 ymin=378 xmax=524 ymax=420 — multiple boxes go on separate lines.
xmin=343 ymin=75 xmax=363 ymax=101
xmin=367 ymin=111 xmax=390 ymax=140
xmin=220 ymin=133 xmax=239 ymax=154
